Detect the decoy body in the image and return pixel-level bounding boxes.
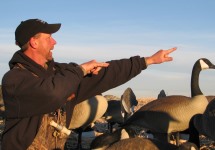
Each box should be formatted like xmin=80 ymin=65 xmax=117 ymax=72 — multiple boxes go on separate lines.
xmin=90 ymin=127 xmax=198 ymax=150
xmin=189 ymin=98 xmax=215 ymax=148
xmin=121 ymin=58 xmax=215 ymax=144
xmin=90 ymin=126 xmax=136 ymax=150
xmin=69 ymin=95 xmax=108 ymax=129
xmin=103 ymin=88 xmax=138 ymax=132
xmin=69 ymin=95 xmax=108 ymax=149
xmin=206 ymin=95 xmax=215 ymax=103
xmin=106 ymin=137 xmax=198 ymax=150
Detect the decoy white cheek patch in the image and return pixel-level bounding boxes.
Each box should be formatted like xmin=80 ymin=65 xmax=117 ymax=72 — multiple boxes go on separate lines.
xmin=122 ymin=99 xmax=130 ymax=113
xmin=200 ymin=59 xmax=209 ymax=70
xmin=191 ymin=146 xmax=197 ymax=150
xmin=120 ymin=129 xmax=130 ymax=140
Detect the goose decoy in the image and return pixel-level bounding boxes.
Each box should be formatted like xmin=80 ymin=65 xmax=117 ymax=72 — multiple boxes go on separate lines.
xmin=188 ymin=98 xmax=215 ymax=148
xmin=90 ymin=126 xmax=136 ymax=150
xmin=157 ymin=89 xmax=166 ymax=99
xmin=90 ymin=127 xmax=198 ymax=150
xmin=107 ymin=137 xmax=198 ymax=150
xmin=121 ymin=58 xmax=215 ymax=145
xmin=103 ymin=95 xmax=122 ymax=132
xmin=120 ymin=87 xmax=138 ymax=121
xmin=156 ymin=90 xmax=185 ymax=145
xmin=103 ymin=88 xmax=138 ymax=133
xmin=68 ymin=95 xmax=108 ymax=149
xmin=157 ymin=90 xmax=181 ymax=143
xmin=206 ymin=95 xmax=215 ymax=103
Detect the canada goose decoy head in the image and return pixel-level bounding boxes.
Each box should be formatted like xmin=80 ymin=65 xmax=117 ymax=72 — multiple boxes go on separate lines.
xmin=192 ymin=58 xmax=215 ymax=77
xmin=198 ymin=58 xmax=215 ymax=70
xmin=121 ymin=87 xmax=138 ymax=119
xmin=157 ymin=89 xmax=167 ymax=99
xmin=191 ymin=58 xmax=215 ymax=97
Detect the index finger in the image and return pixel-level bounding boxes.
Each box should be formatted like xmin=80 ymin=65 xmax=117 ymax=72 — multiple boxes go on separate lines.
xmin=97 ymin=62 xmax=109 ymax=67
xmin=165 ymin=47 xmax=177 ymax=54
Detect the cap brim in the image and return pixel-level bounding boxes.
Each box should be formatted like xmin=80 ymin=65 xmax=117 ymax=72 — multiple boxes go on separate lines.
xmin=42 ymin=23 xmax=61 ymax=34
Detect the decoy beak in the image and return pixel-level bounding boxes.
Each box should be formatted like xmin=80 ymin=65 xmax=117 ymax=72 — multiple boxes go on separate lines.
xmin=210 ymin=65 xmax=215 ymax=69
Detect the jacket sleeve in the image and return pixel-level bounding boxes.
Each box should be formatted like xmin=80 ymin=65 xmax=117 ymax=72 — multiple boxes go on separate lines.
xmin=2 ymin=64 xmax=84 ymax=118
xmin=76 ymin=56 xmax=147 ymax=101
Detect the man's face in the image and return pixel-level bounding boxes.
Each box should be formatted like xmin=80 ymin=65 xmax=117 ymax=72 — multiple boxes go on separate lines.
xmin=37 ymin=33 xmax=56 ymax=62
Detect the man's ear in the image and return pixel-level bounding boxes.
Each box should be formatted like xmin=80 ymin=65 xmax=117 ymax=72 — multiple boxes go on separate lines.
xmin=29 ymin=37 xmax=38 ymax=49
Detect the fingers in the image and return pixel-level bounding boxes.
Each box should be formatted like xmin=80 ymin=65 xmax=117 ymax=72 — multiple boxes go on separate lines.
xmin=91 ymin=62 xmax=109 ymax=75
xmin=162 ymin=47 xmax=177 ymax=61
xmin=80 ymin=61 xmax=109 ymax=75
xmin=145 ymin=47 xmax=177 ymax=65
xmin=92 ymin=62 xmax=109 ymax=73
xmin=165 ymin=47 xmax=177 ymax=55
xmin=97 ymin=62 xmax=109 ymax=68
xmin=164 ymin=56 xmax=173 ymax=62
xmin=91 ymin=67 xmax=101 ymax=75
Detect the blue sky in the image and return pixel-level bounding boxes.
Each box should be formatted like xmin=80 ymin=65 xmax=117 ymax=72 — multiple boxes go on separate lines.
xmin=0 ymin=1 xmax=215 ymax=98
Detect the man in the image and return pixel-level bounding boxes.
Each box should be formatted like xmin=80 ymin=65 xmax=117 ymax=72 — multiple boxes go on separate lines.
xmin=1 ymin=18 xmax=176 ymax=150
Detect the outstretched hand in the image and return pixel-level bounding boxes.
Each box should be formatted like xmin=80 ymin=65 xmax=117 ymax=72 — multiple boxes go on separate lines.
xmin=80 ymin=60 xmax=109 ymax=75
xmin=145 ymin=47 xmax=177 ymax=65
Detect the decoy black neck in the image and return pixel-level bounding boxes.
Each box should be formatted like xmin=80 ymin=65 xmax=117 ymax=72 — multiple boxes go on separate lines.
xmin=191 ymin=62 xmax=202 ymax=97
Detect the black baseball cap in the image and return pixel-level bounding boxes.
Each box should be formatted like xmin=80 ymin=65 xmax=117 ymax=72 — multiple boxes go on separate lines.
xmin=15 ymin=19 xmax=61 ymax=47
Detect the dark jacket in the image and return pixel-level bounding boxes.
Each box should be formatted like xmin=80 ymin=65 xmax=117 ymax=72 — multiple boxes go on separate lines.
xmin=1 ymin=50 xmax=147 ymax=150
